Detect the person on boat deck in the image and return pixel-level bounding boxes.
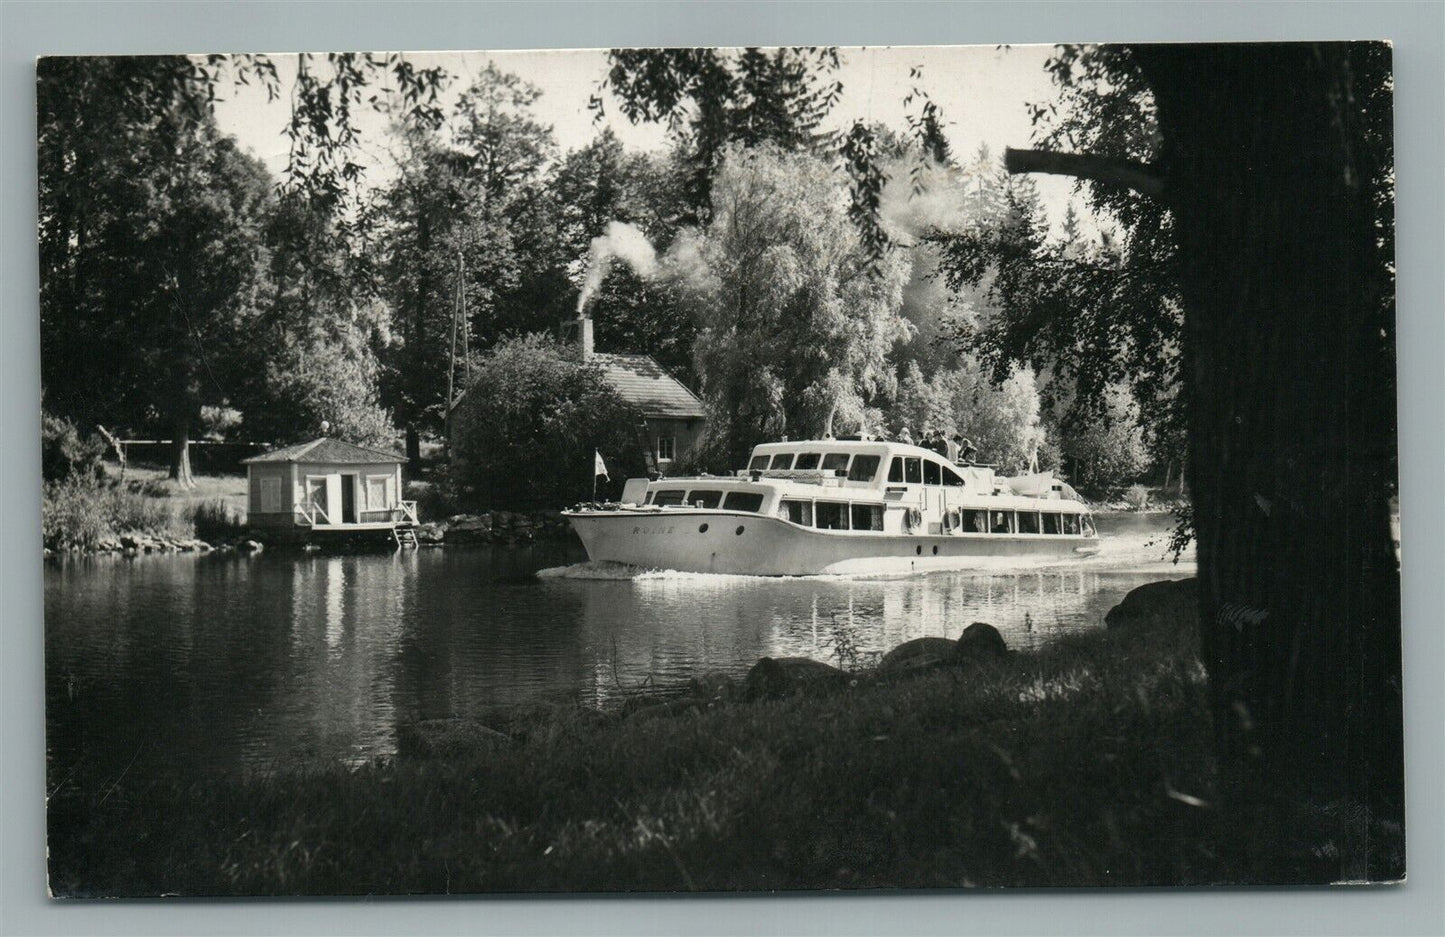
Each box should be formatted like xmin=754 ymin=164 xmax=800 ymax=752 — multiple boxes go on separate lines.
xmin=956 ymin=436 xmax=978 ymax=464
xmin=929 ymin=431 xmax=950 ymax=457
xmin=944 ymin=434 xmax=961 ymax=462
xmin=898 ymin=426 xmax=913 ymax=445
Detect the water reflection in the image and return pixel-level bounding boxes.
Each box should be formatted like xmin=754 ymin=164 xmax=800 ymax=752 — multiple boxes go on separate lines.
xmin=45 ymin=515 xmax=1191 ymax=779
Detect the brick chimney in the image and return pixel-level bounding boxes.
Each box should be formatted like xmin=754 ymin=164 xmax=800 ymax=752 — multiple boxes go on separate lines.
xmin=564 ymin=313 xmax=594 ymax=360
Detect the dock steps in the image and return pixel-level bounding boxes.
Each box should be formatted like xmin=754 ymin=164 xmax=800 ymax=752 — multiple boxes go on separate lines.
xmin=393 ymin=525 xmax=419 ymax=548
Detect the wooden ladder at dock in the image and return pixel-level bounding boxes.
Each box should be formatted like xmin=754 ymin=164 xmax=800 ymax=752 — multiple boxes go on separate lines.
xmin=393 ymin=525 xmax=419 ymax=548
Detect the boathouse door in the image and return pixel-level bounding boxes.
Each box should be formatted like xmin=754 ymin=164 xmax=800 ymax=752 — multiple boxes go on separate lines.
xmin=340 ymin=474 xmax=358 ymax=523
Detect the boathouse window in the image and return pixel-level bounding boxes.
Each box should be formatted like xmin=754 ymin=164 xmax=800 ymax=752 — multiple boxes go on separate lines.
xmin=847 ymin=455 xmax=881 ymax=482
xmin=365 ymin=475 xmax=390 ymax=511
xmin=888 ymin=457 xmax=904 ymax=482
xmin=821 ymin=453 xmax=851 ymax=473
xmin=780 ymin=499 xmax=813 ymax=525
xmin=904 ymin=458 xmax=922 ymax=484
xmin=653 ymin=489 xmax=687 ymax=507
xmin=1063 ymin=514 xmax=1081 ymax=535
xmin=991 ymin=511 xmax=1013 ymax=534
xmin=942 ymin=465 xmax=966 ymax=487
xmin=1041 ymin=512 xmax=1062 ymax=535
xmin=723 ymin=491 xmax=765 ymax=513
xmin=962 ymin=509 xmax=987 ymax=533
xmin=815 ymin=501 xmax=849 ymax=530
xmin=689 ymin=490 xmax=723 ymax=509
xmin=923 ymin=460 xmax=941 ymax=485
xmin=770 ymin=453 xmax=796 ymax=470
xmin=657 ymin=436 xmax=676 ymax=462
xmin=850 ymin=503 xmax=884 ymax=531
xmin=259 ymin=477 xmax=282 ymax=513
xmin=1017 ymin=511 xmax=1041 ymax=534
xmin=795 ymin=452 xmax=822 ymax=470
xmin=749 ymin=454 xmax=771 ymax=471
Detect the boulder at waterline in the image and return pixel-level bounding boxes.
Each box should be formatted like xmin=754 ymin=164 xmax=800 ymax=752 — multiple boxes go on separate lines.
xmin=878 ymin=637 xmax=960 ymax=676
xmin=397 ymin=718 xmax=513 ymax=759
xmin=955 ymin=622 xmax=1008 ymax=661
xmin=744 ymin=657 xmax=848 ymax=701
xmin=1104 ymin=578 xmax=1198 ymax=631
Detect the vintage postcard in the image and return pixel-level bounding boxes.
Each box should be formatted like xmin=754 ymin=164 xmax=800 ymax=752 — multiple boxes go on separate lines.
xmin=40 ymin=42 xmax=1403 ymax=896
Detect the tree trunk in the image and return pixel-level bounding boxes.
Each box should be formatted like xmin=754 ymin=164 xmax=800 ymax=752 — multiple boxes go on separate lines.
xmin=169 ymin=411 xmax=194 ymax=488
xmin=1137 ymin=43 xmax=1402 ymax=881
xmin=406 ymin=424 xmax=421 ymax=471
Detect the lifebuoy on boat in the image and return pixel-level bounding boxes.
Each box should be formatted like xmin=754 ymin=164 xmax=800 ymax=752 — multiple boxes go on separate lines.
xmin=943 ymin=507 xmax=963 ymax=533
xmin=905 ymin=507 xmax=923 ymax=533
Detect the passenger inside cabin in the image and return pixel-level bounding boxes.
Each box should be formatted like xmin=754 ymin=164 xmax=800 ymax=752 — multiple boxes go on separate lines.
xmin=991 ymin=511 xmax=1012 ymax=533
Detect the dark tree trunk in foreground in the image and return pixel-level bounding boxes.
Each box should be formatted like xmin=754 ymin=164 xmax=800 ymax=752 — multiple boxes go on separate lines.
xmin=1134 ymin=43 xmax=1402 ymax=881
xmin=169 ymin=411 xmax=194 ymax=488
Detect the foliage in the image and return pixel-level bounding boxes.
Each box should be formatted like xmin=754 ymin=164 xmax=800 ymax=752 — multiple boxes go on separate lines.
xmin=1123 ymin=484 xmax=1151 ymax=511
xmin=1053 ymin=382 xmax=1150 ymax=490
xmin=42 ymin=475 xmax=184 ymax=549
xmin=890 ymin=359 xmax=1047 ymax=474
xmin=448 ymin=334 xmax=647 ymax=509
xmin=189 ymin=499 xmax=247 ymax=542
xmin=675 ymin=145 xmax=910 ymax=467
xmin=41 ymin=411 xmax=105 ymax=483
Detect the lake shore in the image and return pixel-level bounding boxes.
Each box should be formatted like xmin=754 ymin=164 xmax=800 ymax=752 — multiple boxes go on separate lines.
xmin=49 ymin=579 xmax=1305 ymax=896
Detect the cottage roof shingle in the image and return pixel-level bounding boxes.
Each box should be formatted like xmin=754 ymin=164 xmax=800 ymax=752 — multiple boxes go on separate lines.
xmin=241 ymin=437 xmax=403 ymax=465
xmin=592 ymin=353 xmax=705 ymax=419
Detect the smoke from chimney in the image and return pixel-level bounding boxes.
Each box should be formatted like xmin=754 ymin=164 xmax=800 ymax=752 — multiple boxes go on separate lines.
xmin=576 ymin=221 xmax=659 ymax=314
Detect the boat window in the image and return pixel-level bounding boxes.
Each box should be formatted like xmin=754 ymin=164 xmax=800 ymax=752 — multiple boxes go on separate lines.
xmin=688 ymin=490 xmax=723 ymax=509
xmin=821 ymin=453 xmax=851 ymax=473
xmin=991 ymin=510 xmax=1013 ymax=534
xmin=1041 ymin=512 xmax=1061 ymax=534
xmin=1063 ymin=514 xmax=1081 ymax=535
xmin=904 ymin=458 xmax=922 ymax=484
xmin=1081 ymin=515 xmax=1097 ymax=537
xmin=770 ymin=453 xmax=796 ymax=470
xmin=1017 ymin=511 xmax=1041 ymax=534
xmin=795 ymin=452 xmax=821 ymax=470
xmin=962 ymin=509 xmax=987 ymax=533
xmin=723 ymin=491 xmax=765 ymax=513
xmin=815 ymin=501 xmax=850 ymax=530
xmin=644 ymin=491 xmax=655 ymax=505
xmin=780 ymin=499 xmax=813 ymax=526
xmin=748 ymin=454 xmax=771 ymax=471
xmin=653 ymin=490 xmax=687 ymax=507
xmin=923 ymin=460 xmax=941 ymax=485
xmin=850 ymin=503 xmax=884 ymax=531
xmin=942 ymin=464 xmax=966 ymax=487
xmin=847 ymin=455 xmax=881 ymax=482
xmin=888 ymin=457 xmax=904 ymax=483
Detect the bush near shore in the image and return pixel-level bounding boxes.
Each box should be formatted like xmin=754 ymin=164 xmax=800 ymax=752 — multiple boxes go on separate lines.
xmin=50 ymin=585 xmax=1247 ymax=896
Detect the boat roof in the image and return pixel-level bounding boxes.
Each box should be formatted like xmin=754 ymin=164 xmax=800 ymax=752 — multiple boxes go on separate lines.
xmin=750 ymin=439 xmax=959 ymax=460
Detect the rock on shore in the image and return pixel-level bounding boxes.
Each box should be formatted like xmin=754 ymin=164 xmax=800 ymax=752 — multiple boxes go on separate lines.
xmin=1104 ymin=578 xmax=1198 ymax=631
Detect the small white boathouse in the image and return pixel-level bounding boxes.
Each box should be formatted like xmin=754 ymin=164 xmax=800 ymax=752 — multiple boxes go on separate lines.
xmin=241 ymin=437 xmax=418 ymax=541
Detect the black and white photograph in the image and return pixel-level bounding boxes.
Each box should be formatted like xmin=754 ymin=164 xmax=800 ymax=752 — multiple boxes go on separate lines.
xmin=36 ymin=36 xmax=1408 ymax=899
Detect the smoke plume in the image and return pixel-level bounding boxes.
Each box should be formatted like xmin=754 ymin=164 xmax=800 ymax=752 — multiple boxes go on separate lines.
xmin=576 ymin=221 xmax=659 ymax=313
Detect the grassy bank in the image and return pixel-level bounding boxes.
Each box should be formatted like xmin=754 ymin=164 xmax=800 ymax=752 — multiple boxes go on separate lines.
xmin=48 ymin=611 xmax=1249 ymax=896
xmin=42 ymin=466 xmax=248 ymax=551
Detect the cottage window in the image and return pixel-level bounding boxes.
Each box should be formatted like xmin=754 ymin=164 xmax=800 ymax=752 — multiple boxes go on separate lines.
xmin=850 ymin=503 xmax=884 ymax=531
xmin=847 ymin=455 xmax=881 ymax=482
xmin=723 ymin=491 xmax=765 ymax=513
xmin=653 ymin=489 xmax=687 ymax=507
xmin=815 ymin=501 xmax=849 ymax=530
xmin=657 ymin=436 xmax=676 ymax=462
xmin=795 ymin=452 xmax=822 ymax=470
xmin=780 ymin=499 xmax=813 ymax=526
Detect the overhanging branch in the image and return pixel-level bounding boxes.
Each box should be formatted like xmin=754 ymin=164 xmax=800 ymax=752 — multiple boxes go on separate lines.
xmin=1004 ymin=148 xmax=1167 ymax=200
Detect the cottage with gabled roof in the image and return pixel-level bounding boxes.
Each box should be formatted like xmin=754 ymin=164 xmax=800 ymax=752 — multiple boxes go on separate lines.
xmin=241 ymin=437 xmax=418 ymax=540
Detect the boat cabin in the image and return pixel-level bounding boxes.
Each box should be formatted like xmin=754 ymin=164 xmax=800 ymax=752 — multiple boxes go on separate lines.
xmin=241 ymin=437 xmax=418 ymax=535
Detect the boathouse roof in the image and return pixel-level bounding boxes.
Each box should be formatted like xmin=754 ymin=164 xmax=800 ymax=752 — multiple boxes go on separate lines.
xmin=592 ymin=353 xmax=705 ymax=420
xmin=241 ymin=437 xmax=403 ymax=466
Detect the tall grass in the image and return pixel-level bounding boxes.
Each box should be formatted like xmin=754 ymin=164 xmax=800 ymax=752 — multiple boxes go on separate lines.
xmin=189 ymin=498 xmax=247 ymax=542
xmin=42 ymin=475 xmax=191 ymax=549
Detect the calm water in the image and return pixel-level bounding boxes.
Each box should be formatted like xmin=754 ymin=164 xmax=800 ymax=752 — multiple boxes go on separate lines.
xmin=45 ymin=513 xmax=1190 ymax=780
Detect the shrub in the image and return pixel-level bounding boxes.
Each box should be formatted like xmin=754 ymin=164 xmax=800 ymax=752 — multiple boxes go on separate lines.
xmin=42 ymin=476 xmax=191 ymax=549
xmin=189 ymin=499 xmax=246 ymax=542
xmin=1123 ymin=484 xmax=1152 ymax=511
xmin=42 ymin=411 xmax=104 ymax=482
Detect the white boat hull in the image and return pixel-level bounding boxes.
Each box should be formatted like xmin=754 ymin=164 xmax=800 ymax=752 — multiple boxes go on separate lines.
xmin=565 ymin=509 xmax=1101 ymax=576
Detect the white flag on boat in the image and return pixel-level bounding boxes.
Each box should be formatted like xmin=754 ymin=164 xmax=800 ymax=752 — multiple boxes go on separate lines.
xmin=593 ymin=449 xmax=609 ymax=480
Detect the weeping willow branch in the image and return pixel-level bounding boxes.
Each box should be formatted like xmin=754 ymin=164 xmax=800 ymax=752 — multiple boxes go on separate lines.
xmin=1004 ymin=147 xmax=1167 ymax=200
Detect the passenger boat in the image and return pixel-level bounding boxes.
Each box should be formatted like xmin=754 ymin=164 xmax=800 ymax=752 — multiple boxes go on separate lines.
xmin=563 ymin=438 xmax=1100 ymax=576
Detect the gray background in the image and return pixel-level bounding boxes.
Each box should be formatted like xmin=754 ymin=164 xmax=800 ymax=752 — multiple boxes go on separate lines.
xmin=3 ymin=2 xmax=1441 ymax=934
